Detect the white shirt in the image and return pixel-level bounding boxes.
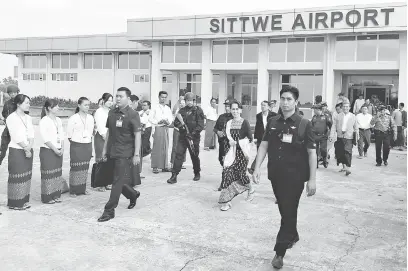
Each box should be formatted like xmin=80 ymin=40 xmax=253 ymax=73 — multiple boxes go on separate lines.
xmin=39 ymin=116 xmax=64 ymax=149
xmin=342 ymin=113 xmax=351 ymax=132
xmin=353 ymin=99 xmax=365 ymax=114
xmin=7 ymin=112 xmax=35 ymax=149
xmin=356 ymin=113 xmax=373 ymax=129
xmin=204 ymin=106 xmax=218 ymax=121
xmin=262 ymin=113 xmax=268 ymax=130
xmin=149 ymin=104 xmax=173 ymax=127
xmin=139 ymin=109 xmax=152 ymax=128
xmin=67 ymin=113 xmax=94 ymax=143
xmin=94 ymin=107 xmax=109 ymax=137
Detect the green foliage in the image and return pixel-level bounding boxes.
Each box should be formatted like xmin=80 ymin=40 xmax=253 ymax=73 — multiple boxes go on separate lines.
xmin=0 ymin=76 xmax=19 ymax=93
xmin=29 ymin=96 xmax=99 ymax=109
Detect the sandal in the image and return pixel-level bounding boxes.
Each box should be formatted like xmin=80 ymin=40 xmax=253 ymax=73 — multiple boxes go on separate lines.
xmin=54 ymin=198 xmax=62 ymax=203
xmin=96 ymin=187 xmax=106 ymax=192
xmin=45 ymin=200 xmax=56 ymax=204
xmin=23 ymin=203 xmax=31 ymax=210
xmin=153 ymin=168 xmax=159 ymax=174
xmin=70 ymin=194 xmax=77 ymax=198
xmin=246 ymin=188 xmax=255 ymax=202
xmin=84 ymin=190 xmax=91 ymax=195
xmin=220 ymin=202 xmax=232 ymax=211
xmin=105 ymin=185 xmax=112 ymax=190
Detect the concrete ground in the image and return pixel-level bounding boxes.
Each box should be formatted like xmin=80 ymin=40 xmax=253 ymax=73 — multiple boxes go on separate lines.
xmin=0 ymin=125 xmax=406 ymax=271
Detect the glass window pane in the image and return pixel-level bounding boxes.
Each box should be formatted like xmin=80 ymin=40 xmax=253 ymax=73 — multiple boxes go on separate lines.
xmin=144 ymin=74 xmax=150 ymax=82
xmin=92 ymin=54 xmax=102 ymax=69
xmin=378 ymin=34 xmax=399 ymax=61
xmin=287 ymin=38 xmax=305 ymax=62
xmin=162 ymin=42 xmax=174 ymax=63
xmin=175 ymin=42 xmax=189 ymax=63
xmin=103 ymin=54 xmax=112 ymax=69
xmin=139 ymin=52 xmax=150 ymax=69
xmin=84 ymin=54 xmax=93 ymax=69
xmin=39 ymin=55 xmax=46 ymax=69
xmin=118 ymin=53 xmax=129 ymax=69
xmin=357 ymin=35 xmax=377 ymax=61
xmin=73 ymin=73 xmax=78 ymax=81
xmin=70 ymin=54 xmax=78 ymax=69
xmin=243 ymin=39 xmax=259 ymax=63
xmin=336 ymin=36 xmax=356 ymax=62
xmin=269 ymin=39 xmax=286 ymax=62
xmin=31 ymin=55 xmax=39 ymax=69
xmin=61 ymin=54 xmax=70 ymax=69
xmin=52 ymin=54 xmax=60 ymax=69
xmin=306 ymin=37 xmax=324 ymax=62
xmin=228 ymin=40 xmax=243 ymax=63
xmin=189 ymin=42 xmax=202 ymax=63
xmin=128 ymin=53 xmax=139 ymax=69
xmin=212 ymin=40 xmax=227 ymax=63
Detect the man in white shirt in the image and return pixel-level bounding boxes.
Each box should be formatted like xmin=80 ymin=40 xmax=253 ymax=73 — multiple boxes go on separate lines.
xmin=149 ymin=91 xmax=173 ymax=174
xmin=203 ymin=98 xmax=218 ymax=151
xmin=139 ymin=101 xmax=152 ymax=156
xmin=353 ymin=93 xmax=365 ymax=114
xmin=356 ymin=105 xmax=373 ymax=158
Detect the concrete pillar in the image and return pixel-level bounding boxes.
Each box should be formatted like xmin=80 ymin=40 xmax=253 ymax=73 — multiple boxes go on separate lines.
xmin=150 ymin=42 xmax=162 ymax=107
xmin=45 ymin=53 xmax=51 ymax=97
xmin=201 ymin=40 xmax=213 ymax=110
xmin=170 ymin=71 xmax=178 ymax=108
xmin=257 ymin=38 xmax=269 ymax=113
xmin=323 ymin=34 xmax=336 ymax=110
xmin=218 ymin=71 xmax=227 ymax=114
xmin=235 ymin=75 xmax=242 ymax=101
xmin=399 ymin=32 xmax=407 ymax=105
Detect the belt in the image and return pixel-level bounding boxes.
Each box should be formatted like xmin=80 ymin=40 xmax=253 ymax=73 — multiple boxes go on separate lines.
xmin=313 ymin=132 xmax=326 ymax=136
xmin=359 ymin=128 xmax=371 ymax=131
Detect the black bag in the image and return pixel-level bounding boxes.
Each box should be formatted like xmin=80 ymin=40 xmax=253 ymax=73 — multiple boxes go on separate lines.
xmin=91 ymin=161 xmax=114 ymax=188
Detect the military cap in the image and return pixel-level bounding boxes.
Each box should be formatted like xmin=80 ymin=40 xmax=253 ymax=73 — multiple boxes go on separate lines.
xmin=321 ymin=102 xmax=328 ymax=107
xmin=312 ymin=104 xmax=323 ymax=110
xmin=6 ymin=84 xmax=20 ymax=94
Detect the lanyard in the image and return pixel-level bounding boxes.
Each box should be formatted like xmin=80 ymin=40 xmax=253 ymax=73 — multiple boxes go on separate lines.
xmin=17 ymin=113 xmax=28 ymax=130
xmin=49 ymin=116 xmax=60 ymax=134
xmin=79 ymin=114 xmax=87 ymax=130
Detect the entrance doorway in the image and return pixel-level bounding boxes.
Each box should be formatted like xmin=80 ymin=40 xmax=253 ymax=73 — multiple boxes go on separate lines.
xmin=227 ymin=74 xmax=257 ymax=123
xmin=349 ymin=85 xmax=390 ymax=106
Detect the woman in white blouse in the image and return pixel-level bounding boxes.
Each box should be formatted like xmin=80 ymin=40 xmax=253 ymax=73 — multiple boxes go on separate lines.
xmin=66 ymin=97 xmax=95 ymax=197
xmin=93 ymin=93 xmax=113 ymax=191
xmin=39 ymin=99 xmax=65 ymax=204
xmin=6 ymin=94 xmax=34 ymax=210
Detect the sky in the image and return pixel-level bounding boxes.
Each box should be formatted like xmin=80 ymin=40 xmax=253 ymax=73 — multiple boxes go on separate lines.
xmin=0 ymin=0 xmax=401 ymax=79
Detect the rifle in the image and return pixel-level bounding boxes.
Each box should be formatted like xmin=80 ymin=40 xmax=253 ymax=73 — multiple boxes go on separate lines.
xmin=176 ymin=113 xmax=197 ymax=157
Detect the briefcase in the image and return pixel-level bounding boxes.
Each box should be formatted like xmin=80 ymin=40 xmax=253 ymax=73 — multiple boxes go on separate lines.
xmin=91 ymin=161 xmax=114 ymax=188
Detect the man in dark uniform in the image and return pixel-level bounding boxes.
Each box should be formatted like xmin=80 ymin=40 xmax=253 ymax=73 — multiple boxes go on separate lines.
xmin=311 ymin=104 xmax=332 ymax=168
xmin=370 ymin=105 xmax=397 ymax=167
xmin=98 ymin=87 xmax=141 ymax=222
xmin=167 ymin=92 xmax=205 ymax=184
xmin=213 ymin=99 xmax=234 ymax=167
xmin=0 ymin=84 xmax=20 ymax=165
xmin=252 ymin=86 xmax=317 ymax=269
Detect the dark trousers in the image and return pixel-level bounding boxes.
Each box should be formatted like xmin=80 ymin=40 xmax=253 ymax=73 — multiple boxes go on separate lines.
xmin=142 ymin=127 xmax=152 ymax=156
xmin=315 ymin=135 xmax=328 ymax=161
xmin=218 ymin=138 xmax=228 ymax=166
xmin=250 ymin=141 xmax=262 ymax=170
xmin=396 ymin=126 xmax=404 ymax=147
xmin=0 ymin=126 xmax=10 ymax=164
xmin=271 ymin=178 xmax=305 ymax=257
xmin=173 ymin=135 xmax=200 ymax=174
xmin=105 ymin=157 xmax=139 ymax=211
xmin=374 ymin=130 xmax=391 ymax=164
xmin=358 ymin=129 xmax=371 ymax=156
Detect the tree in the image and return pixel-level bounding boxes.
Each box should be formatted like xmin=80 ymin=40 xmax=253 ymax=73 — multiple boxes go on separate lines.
xmin=0 ymin=76 xmax=18 ymax=93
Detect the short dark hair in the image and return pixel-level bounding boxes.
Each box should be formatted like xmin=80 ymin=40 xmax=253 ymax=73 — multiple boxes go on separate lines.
xmin=335 ymin=102 xmax=343 ymax=108
xmin=270 ymin=100 xmax=277 ymax=104
xmin=400 ymin=102 xmax=405 ymax=107
xmin=280 ymin=86 xmax=299 ymax=100
xmin=117 ymin=87 xmax=131 ymax=97
xmin=159 ymin=91 xmax=168 ymax=97
xmin=315 ymin=95 xmax=322 ymax=103
xmin=210 ymin=98 xmax=217 ymax=103
xmin=14 ymin=94 xmax=30 ymax=106
xmin=360 ymin=105 xmax=368 ymax=109
xmin=142 ymin=101 xmax=151 ymax=108
xmin=261 ymin=100 xmax=269 ymax=106
xmin=299 ymin=111 xmax=304 ymax=116
xmin=130 ymin=95 xmax=139 ymax=102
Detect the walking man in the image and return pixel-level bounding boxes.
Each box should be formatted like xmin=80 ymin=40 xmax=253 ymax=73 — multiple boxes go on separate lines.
xmin=371 ymin=105 xmax=397 ymax=166
xmin=392 ymin=103 xmax=405 ymax=151
xmin=353 ymin=93 xmax=365 ymax=114
xmin=139 ymin=101 xmax=152 ymax=156
xmin=203 ymin=98 xmax=218 ymax=151
xmin=248 ymin=100 xmax=276 ymax=174
xmin=98 ymin=87 xmax=141 ymax=222
xmin=149 ymin=91 xmax=173 ymax=174
xmin=356 ymin=105 xmax=373 ymax=158
xmin=167 ymin=92 xmax=205 ymax=184
xmin=252 ymin=86 xmax=317 ymax=269
xmin=214 ymin=99 xmax=234 ymax=167
xmin=311 ymin=104 xmax=332 ymax=168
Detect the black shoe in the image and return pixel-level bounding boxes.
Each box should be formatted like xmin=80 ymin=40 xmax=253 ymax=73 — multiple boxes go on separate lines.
xmin=97 ymin=210 xmax=115 ymax=222
xmin=128 ymin=191 xmax=140 ymax=209
xmin=287 ymin=235 xmax=300 ymax=249
xmin=384 ymin=161 xmax=388 ymax=166
xmin=167 ymin=173 xmax=178 ymax=184
xmin=193 ymin=173 xmax=200 ymax=181
xmin=271 ymin=255 xmax=284 ymax=269
xmin=323 ymin=161 xmax=328 ymax=168
xmin=376 ymin=163 xmax=381 ymax=167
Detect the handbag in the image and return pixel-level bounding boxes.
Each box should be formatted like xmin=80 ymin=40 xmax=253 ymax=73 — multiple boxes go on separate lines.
xmin=91 ymin=160 xmax=114 ymax=188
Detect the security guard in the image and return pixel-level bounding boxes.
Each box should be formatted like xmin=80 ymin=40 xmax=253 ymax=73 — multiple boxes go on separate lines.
xmin=98 ymin=87 xmax=141 ymax=222
xmin=370 ymin=105 xmax=397 ymax=167
xmin=311 ymin=104 xmax=332 ymax=168
xmin=167 ymin=92 xmax=205 ymax=184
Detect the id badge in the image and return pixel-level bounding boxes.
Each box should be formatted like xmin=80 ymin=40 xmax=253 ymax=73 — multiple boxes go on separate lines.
xmin=56 ymin=136 xmax=62 ymax=149
xmin=116 ymin=119 xmax=123 ymax=128
xmin=82 ymin=131 xmax=88 ymax=138
xmin=282 ymin=134 xmax=293 ymax=143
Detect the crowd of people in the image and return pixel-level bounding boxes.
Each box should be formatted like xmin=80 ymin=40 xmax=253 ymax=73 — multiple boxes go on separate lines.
xmin=0 ymin=82 xmax=406 ymax=269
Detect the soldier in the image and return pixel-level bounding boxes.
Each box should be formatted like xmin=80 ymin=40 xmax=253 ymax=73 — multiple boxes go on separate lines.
xmin=167 ymin=92 xmax=205 ymax=184
xmin=311 ymin=104 xmax=332 ymax=168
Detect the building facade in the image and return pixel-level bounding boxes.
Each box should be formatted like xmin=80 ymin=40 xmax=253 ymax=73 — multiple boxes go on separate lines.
xmin=1 ymin=2 xmax=407 ymax=121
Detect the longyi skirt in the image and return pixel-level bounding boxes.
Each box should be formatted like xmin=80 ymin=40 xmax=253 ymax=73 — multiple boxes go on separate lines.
xmin=40 ymin=147 xmax=63 ymax=203
xmin=69 ymin=142 xmax=92 ymax=195
xmin=8 ymin=148 xmax=33 ymax=208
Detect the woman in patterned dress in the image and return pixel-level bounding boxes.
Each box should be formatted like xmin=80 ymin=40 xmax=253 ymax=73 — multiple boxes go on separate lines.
xmin=219 ymin=101 xmax=255 ymax=211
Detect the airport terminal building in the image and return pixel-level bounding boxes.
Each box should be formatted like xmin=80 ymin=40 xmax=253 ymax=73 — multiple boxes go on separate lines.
xmin=0 ymin=2 xmax=406 ymax=121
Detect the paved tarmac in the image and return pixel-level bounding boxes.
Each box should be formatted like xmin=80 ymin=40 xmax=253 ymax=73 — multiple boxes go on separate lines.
xmin=0 ymin=125 xmax=406 ymax=271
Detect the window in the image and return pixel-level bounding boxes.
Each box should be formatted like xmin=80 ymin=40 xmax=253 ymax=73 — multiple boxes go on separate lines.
xmin=162 ymin=41 xmax=202 ymax=63
xmin=243 ymin=40 xmax=259 ymax=63
xmin=287 ymin=38 xmax=305 ymax=62
xmin=51 ymin=73 xmax=78 ymax=81
xmin=212 ymin=40 xmax=227 ymax=63
xmin=378 ymin=34 xmax=399 ymax=61
xmin=179 ymin=73 xmax=202 ymax=104
xmin=280 ymin=74 xmax=323 ymax=108
xmin=213 ymin=39 xmax=259 ymax=63
xmin=118 ymin=52 xmax=151 ymax=69
xmin=305 ymin=37 xmax=324 ymax=62
xmin=134 ymin=74 xmax=150 ymax=83
xmin=162 ymin=75 xmax=172 ymax=83
xmin=83 ymin=53 xmax=112 ymax=69
xmin=22 ymin=73 xmax=46 ymax=81
xmin=227 ymin=40 xmax=243 ymax=63
xmin=269 ymin=39 xmax=286 ymax=62
xmin=357 ymin=35 xmax=377 ymax=62
xmin=269 ymin=37 xmax=324 ymax=62
xmin=52 ymin=53 xmax=78 ymax=69
xmin=23 ymin=54 xmax=46 ymax=69
xmin=335 ymin=36 xmax=356 ymax=62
